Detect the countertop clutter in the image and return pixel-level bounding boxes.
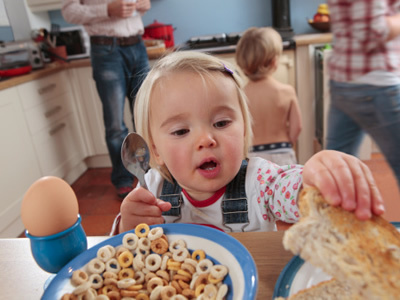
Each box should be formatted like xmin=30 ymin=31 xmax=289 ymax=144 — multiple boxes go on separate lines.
xmin=0 ymin=33 xmax=332 ymax=92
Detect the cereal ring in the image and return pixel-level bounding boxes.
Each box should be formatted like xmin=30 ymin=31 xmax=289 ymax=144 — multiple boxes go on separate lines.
xmin=121 ymin=289 xmax=139 ymax=298
xmin=138 ymin=237 xmax=151 ymax=251
xmin=167 ymin=259 xmax=181 ymax=271
xmin=119 ymin=267 xmax=134 ymax=279
xmin=117 ymin=278 xmax=136 ymax=289
xmin=195 ymin=284 xmax=205 ymax=297
xmin=103 ymin=271 xmax=118 ymax=279
xmin=134 ymin=271 xmax=145 ymax=284
xmin=160 ymin=286 xmax=176 ymax=300
xmin=210 ymin=265 xmax=228 ymax=280
xmin=106 ymin=290 xmax=121 ymax=300
xmin=150 ymin=238 xmax=169 ymax=255
xmin=127 ymin=284 xmax=143 ymax=291
xmin=136 ymin=293 xmax=150 ymax=300
xmin=145 ymin=254 xmax=162 ymax=271
xmin=172 ymin=274 xmax=191 ymax=283
xmin=203 ymin=284 xmax=218 ymax=300
xmin=71 ymin=270 xmax=88 ymax=286
xmin=89 ymin=273 xmax=103 ymax=289
xmin=115 ymin=245 xmax=130 ymax=258
xmin=97 ymin=245 xmax=114 ymax=262
xmin=172 ymin=248 xmax=189 ymax=262
xmin=196 ymin=259 xmax=213 ymax=274
xmin=216 ymin=284 xmax=228 ymax=300
xmin=94 ymin=295 xmax=108 ymax=300
xmin=182 ymin=288 xmax=195 ymax=299
xmin=181 ymin=263 xmax=196 ymax=275
xmin=87 ymin=258 xmax=105 ymax=274
xmin=171 ymin=280 xmax=182 ymax=294
xmin=72 ymin=280 xmax=91 ymax=295
xmin=169 ymin=240 xmax=186 ymax=253
xmin=103 ymin=277 xmax=118 ymax=286
xmin=133 ymin=253 xmax=145 ymax=270
xmin=191 ymin=249 xmax=205 ymax=262
xmin=148 ymin=227 xmax=163 ymax=241
xmin=156 ymin=270 xmax=170 ymax=282
xmin=149 ymin=285 xmax=163 ymax=300
xmin=178 ymin=279 xmax=190 ymax=290
xmin=177 ymin=269 xmax=192 ymax=279
xmin=160 ymin=255 xmax=170 ymax=271
xmin=208 ymin=273 xmax=223 ymax=284
xmin=123 ymin=233 xmax=139 ymax=250
xmin=102 ymin=284 xmax=119 ymax=294
xmin=147 ymin=277 xmax=164 ymax=293
xmin=145 ymin=272 xmax=157 ymax=283
xmin=105 ymin=258 xmax=121 ymax=274
xmin=135 ymin=223 xmax=150 ymax=238
xmin=194 ymin=273 xmax=209 ymax=289
xmin=117 ymin=250 xmax=134 ymax=268
xmin=190 ymin=273 xmax=199 ymax=290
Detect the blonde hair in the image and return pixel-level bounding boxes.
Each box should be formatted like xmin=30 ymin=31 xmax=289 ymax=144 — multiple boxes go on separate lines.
xmin=134 ymin=51 xmax=253 ymax=182
xmin=236 ymin=27 xmax=283 ymax=81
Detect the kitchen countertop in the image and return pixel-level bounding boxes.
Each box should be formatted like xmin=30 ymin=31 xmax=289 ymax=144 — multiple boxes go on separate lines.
xmin=0 ymin=33 xmax=332 ymax=92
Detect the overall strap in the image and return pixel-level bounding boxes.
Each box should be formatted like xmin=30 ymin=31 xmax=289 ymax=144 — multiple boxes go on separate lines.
xmin=159 ymin=178 xmax=182 ymax=217
xmin=159 ymin=160 xmax=249 ymax=229
xmin=221 ymin=160 xmax=249 ymax=231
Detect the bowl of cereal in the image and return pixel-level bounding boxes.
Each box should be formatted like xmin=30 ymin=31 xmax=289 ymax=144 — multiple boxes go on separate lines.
xmin=42 ymin=223 xmax=258 ymax=299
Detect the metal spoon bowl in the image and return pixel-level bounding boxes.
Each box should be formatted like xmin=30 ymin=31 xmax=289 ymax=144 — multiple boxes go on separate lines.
xmin=121 ymin=133 xmax=150 ymax=189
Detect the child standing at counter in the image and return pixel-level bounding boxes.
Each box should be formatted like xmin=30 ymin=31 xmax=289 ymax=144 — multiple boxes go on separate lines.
xmin=112 ymin=51 xmax=384 ymax=234
xmin=236 ymin=27 xmax=302 ymax=165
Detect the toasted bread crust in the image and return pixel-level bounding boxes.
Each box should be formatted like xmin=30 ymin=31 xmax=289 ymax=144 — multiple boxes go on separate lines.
xmin=283 ymin=187 xmax=400 ymax=299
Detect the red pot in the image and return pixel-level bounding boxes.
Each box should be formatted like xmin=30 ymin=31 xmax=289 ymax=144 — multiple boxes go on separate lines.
xmin=144 ymin=20 xmax=175 ymax=48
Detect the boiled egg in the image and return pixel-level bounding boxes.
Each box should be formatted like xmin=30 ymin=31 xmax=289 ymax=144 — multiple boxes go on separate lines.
xmin=21 ymin=176 xmax=79 ymax=236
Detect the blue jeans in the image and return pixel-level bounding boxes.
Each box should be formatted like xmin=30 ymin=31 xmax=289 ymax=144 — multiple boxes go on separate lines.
xmin=90 ymin=38 xmax=150 ymax=188
xmin=327 ymin=80 xmax=400 ymax=186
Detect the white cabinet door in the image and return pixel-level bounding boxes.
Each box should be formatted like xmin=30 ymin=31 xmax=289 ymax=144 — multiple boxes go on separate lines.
xmin=0 ymin=87 xmax=41 ymax=237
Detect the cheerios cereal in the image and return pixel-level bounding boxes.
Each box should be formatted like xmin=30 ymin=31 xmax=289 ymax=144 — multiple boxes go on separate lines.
xmin=61 ymin=223 xmax=230 ymax=300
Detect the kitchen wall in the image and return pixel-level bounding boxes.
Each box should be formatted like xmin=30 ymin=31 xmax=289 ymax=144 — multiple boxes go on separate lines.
xmin=0 ymin=0 xmax=326 ymax=44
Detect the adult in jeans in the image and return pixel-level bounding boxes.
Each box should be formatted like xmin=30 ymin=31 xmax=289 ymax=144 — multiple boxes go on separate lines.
xmin=326 ymin=0 xmax=400 ymax=187
xmin=62 ymin=0 xmax=151 ymax=197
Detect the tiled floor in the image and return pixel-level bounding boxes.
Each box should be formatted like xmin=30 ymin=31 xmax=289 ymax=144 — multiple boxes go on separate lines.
xmin=43 ymin=152 xmax=400 ymax=236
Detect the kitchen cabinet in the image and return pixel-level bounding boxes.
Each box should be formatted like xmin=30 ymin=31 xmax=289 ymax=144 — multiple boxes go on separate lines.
xmin=26 ymin=0 xmax=61 ymax=12
xmin=68 ymin=66 xmax=134 ymax=167
xmin=0 ymin=87 xmax=41 ymax=238
xmin=16 ymin=71 xmax=86 ymax=181
xmin=214 ymin=49 xmax=296 ymax=88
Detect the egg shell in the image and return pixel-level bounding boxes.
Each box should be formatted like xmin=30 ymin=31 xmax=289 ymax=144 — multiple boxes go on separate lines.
xmin=21 ymin=176 xmax=79 ymax=237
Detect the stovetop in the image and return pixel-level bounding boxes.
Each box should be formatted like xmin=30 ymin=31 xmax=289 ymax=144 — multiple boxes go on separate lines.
xmin=177 ymin=32 xmax=295 ymax=54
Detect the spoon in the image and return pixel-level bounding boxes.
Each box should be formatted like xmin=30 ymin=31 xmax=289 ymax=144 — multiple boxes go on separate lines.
xmin=121 ymin=133 xmax=150 ymax=190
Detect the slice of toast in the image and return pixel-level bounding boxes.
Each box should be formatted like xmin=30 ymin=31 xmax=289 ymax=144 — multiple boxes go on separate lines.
xmin=282 ymin=187 xmax=400 ymax=300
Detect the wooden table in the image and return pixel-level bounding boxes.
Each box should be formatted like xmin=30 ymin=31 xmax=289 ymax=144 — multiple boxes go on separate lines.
xmin=1 ymin=231 xmax=293 ymax=299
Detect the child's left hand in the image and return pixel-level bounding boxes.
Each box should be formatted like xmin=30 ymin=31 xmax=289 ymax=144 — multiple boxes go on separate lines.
xmin=302 ymin=150 xmax=385 ymax=220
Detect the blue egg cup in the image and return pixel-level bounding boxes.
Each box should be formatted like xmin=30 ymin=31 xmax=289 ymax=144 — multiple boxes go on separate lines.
xmin=25 ymin=214 xmax=87 ymax=274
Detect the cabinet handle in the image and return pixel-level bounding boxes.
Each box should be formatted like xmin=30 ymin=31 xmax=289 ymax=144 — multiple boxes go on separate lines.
xmin=44 ymin=105 xmax=62 ymax=118
xmin=38 ymin=83 xmax=56 ymax=95
xmin=49 ymin=123 xmax=66 ymax=136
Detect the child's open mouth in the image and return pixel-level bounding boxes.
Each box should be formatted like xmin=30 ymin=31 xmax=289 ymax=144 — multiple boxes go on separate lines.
xmin=200 ymin=161 xmax=217 ymax=170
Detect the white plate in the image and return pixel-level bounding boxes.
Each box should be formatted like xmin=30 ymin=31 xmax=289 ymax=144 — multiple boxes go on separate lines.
xmin=42 ymin=223 xmax=258 ymax=300
xmin=273 ymin=222 xmax=400 ymax=298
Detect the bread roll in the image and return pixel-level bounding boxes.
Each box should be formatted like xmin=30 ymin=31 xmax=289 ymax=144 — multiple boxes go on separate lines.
xmin=281 ymin=187 xmax=400 ymax=300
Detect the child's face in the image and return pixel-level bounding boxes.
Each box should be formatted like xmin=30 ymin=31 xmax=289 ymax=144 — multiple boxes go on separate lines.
xmin=149 ymin=70 xmax=245 ymax=200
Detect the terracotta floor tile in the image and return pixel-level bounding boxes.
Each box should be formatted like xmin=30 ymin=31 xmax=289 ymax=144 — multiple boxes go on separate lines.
xmin=80 ymin=214 xmax=117 ymax=236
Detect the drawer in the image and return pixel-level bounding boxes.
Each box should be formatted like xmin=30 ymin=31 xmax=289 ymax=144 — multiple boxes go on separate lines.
xmin=17 ymin=72 xmax=69 ymax=110
xmin=23 ymin=92 xmax=73 ymax=135
xmin=32 ymin=113 xmax=84 ymax=178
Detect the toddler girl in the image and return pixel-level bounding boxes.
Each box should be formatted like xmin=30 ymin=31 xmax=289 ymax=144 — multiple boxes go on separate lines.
xmin=113 ymin=51 xmax=384 ymax=234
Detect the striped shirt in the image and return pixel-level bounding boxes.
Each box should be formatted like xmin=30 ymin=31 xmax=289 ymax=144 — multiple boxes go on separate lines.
xmin=327 ymin=0 xmax=400 ymax=82
xmin=61 ymin=0 xmax=146 ymax=37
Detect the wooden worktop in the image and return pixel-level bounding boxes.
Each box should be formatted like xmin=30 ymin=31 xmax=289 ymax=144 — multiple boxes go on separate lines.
xmin=294 ymin=32 xmax=333 ymax=46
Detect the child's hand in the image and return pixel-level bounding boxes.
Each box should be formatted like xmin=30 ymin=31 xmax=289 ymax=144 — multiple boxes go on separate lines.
xmin=119 ymin=187 xmax=172 ymax=233
xmin=302 ymin=150 xmax=385 ymax=220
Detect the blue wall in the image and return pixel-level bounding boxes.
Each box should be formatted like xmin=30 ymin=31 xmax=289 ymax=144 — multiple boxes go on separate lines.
xmin=1 ymin=0 xmax=326 ymax=44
